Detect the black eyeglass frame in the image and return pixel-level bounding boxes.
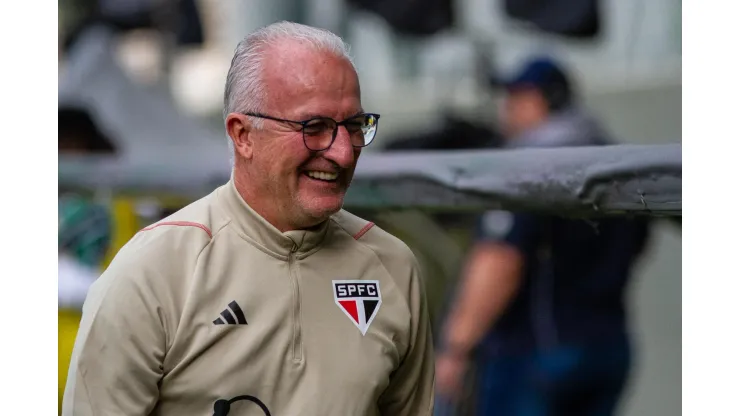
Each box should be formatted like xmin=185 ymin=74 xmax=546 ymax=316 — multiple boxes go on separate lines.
xmin=243 ymin=112 xmax=381 ymax=151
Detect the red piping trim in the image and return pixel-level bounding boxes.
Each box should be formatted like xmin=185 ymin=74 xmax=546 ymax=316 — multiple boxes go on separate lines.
xmin=353 ymin=222 xmax=375 ymax=240
xmin=140 ymin=221 xmax=213 ymax=239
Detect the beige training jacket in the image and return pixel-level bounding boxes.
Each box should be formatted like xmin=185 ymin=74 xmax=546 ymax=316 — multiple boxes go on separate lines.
xmin=62 ymin=179 xmax=435 ymax=416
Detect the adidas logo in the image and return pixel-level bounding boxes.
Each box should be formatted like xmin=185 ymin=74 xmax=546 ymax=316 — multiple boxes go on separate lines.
xmin=213 ymin=301 xmax=248 ymax=325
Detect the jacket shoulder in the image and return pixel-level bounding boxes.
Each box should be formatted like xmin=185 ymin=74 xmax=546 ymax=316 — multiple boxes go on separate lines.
xmin=106 ymin=190 xmax=228 ymax=281
xmin=331 ymin=210 xmax=417 ymax=267
xmin=138 ymin=190 xmax=229 ymax=243
xmin=330 ymin=210 xmax=376 ymax=240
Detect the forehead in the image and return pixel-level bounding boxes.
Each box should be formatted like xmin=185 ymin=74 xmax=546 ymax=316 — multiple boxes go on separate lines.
xmin=261 ymin=41 xmax=361 ymax=119
xmin=506 ymin=86 xmax=542 ymax=100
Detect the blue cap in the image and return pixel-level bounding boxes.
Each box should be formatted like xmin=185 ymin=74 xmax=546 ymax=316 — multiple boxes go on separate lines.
xmin=490 ymin=56 xmax=574 ymax=110
xmin=491 ymin=56 xmax=571 ymax=91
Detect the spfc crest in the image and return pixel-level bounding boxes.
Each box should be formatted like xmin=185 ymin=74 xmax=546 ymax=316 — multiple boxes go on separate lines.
xmin=332 ymin=280 xmax=382 ymax=335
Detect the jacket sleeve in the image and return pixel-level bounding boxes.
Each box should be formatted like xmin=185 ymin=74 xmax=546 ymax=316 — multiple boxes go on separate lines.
xmin=62 ymin=258 xmax=167 ymax=416
xmin=378 ymin=254 xmax=436 ymax=416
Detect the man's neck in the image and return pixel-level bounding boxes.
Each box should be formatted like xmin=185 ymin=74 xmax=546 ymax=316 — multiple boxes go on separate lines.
xmin=232 ymin=173 xmax=284 ymax=232
xmin=232 ymin=170 xmax=323 ymax=233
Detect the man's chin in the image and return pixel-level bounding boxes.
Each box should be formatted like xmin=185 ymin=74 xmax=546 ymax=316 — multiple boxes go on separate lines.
xmin=300 ymin=195 xmax=345 ymax=221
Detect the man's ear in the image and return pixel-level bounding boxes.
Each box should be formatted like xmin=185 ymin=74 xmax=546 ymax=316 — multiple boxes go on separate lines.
xmin=226 ymin=113 xmax=255 ymax=160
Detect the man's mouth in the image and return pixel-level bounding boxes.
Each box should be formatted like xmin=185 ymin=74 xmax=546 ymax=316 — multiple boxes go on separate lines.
xmin=304 ymin=170 xmax=339 ymax=182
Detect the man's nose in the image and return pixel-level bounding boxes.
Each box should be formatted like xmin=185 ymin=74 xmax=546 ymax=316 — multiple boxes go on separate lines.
xmin=322 ymin=126 xmax=356 ymax=168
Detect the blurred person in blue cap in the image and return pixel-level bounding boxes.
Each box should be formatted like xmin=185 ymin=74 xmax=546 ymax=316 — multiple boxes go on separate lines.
xmin=434 ymin=56 xmax=652 ymax=415
xmin=493 ymin=56 xmax=609 ymax=148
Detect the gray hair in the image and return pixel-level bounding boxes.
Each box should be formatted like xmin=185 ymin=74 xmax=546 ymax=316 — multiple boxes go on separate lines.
xmin=223 ymin=21 xmax=356 ymax=161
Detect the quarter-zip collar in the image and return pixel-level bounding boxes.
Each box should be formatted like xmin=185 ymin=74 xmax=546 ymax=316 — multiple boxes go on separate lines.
xmin=219 ymin=177 xmax=328 ymax=259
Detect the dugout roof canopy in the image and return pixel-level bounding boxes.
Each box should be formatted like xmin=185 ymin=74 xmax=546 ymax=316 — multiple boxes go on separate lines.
xmin=60 ymin=143 xmax=681 ymax=217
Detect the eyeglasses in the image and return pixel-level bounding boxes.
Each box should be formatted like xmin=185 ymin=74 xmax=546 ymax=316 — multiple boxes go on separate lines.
xmin=243 ymin=112 xmax=380 ymax=151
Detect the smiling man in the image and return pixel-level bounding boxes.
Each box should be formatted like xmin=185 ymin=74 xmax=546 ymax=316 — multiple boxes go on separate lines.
xmin=62 ymin=21 xmax=435 ymax=416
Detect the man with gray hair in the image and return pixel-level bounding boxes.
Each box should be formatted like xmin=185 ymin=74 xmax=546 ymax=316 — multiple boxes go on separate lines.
xmin=63 ymin=21 xmax=435 ymax=416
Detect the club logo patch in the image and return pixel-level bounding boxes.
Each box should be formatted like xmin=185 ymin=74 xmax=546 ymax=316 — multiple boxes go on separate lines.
xmin=333 ymin=280 xmax=382 ymax=336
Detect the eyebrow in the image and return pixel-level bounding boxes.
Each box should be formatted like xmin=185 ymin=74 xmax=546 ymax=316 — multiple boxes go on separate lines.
xmin=297 ymin=111 xmax=365 ymax=121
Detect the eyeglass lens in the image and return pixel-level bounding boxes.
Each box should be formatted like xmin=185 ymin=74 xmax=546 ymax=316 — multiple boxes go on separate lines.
xmin=303 ymin=114 xmax=378 ymax=151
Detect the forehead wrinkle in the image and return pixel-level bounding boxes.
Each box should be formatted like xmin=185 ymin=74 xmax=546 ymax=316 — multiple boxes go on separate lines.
xmin=259 ymin=40 xmax=361 ymax=119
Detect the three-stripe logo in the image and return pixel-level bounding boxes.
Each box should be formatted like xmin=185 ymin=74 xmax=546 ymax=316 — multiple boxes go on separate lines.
xmin=213 ymin=301 xmax=248 ymax=325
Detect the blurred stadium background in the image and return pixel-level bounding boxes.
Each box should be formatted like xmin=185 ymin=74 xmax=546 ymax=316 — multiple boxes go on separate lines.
xmin=58 ymin=0 xmax=681 ymax=414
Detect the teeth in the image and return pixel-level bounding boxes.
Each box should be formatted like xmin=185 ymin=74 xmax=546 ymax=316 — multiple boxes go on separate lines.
xmin=306 ymin=171 xmax=338 ymax=181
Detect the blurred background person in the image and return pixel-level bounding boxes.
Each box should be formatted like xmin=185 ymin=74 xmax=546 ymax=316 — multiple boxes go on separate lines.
xmin=435 ymin=56 xmax=653 ymax=416
xmin=58 ymin=196 xmax=112 ymax=412
xmin=58 ymin=196 xmax=112 ymax=309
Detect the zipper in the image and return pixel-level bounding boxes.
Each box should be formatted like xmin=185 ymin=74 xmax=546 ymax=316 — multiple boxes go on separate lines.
xmin=288 ymin=246 xmax=303 ymax=363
